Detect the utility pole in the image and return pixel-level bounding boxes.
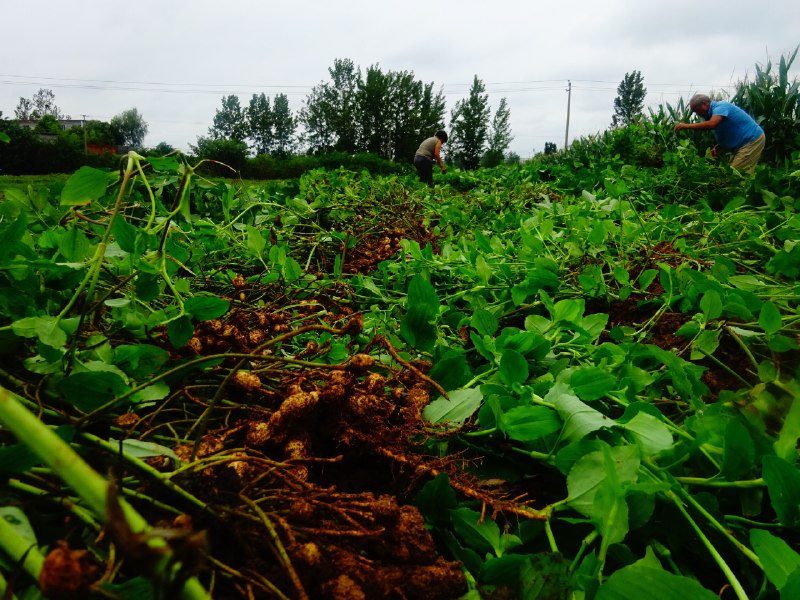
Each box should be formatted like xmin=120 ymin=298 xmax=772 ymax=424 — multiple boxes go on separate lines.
xmin=81 ymin=114 xmax=87 ymax=154
xmin=564 ymin=80 xmax=571 ymax=150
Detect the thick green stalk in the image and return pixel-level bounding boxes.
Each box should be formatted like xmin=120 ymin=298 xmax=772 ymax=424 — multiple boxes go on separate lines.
xmin=0 ymin=514 xmax=44 ymax=587
xmin=0 ymin=385 xmax=210 ymax=600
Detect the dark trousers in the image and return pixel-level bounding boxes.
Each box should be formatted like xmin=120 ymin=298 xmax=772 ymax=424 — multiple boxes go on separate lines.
xmin=413 ymin=155 xmax=434 ymax=186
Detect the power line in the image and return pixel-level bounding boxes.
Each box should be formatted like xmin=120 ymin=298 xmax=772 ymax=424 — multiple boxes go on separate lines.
xmin=0 ymin=73 xmax=312 ymax=89
xmin=2 ymin=73 xmax=738 ymax=98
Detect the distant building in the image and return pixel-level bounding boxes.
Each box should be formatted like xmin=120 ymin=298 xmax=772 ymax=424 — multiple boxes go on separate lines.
xmin=17 ymin=119 xmax=84 ymax=131
xmin=87 ymin=143 xmax=120 ymax=155
xmin=14 ymin=119 xmax=124 ymax=154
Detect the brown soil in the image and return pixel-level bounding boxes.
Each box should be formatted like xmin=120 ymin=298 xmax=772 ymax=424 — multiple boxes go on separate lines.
xmin=73 ymin=263 xmax=536 ymax=599
xmin=591 ymin=239 xmax=756 ymax=401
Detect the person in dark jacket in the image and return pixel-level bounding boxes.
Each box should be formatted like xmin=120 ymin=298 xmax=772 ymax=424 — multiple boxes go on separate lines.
xmin=413 ymin=130 xmax=447 ymax=186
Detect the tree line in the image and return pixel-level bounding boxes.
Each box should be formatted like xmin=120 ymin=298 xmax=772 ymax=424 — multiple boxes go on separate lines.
xmin=12 ymin=89 xmax=150 ymax=149
xmin=5 ymin=48 xmax=796 ymax=176
xmin=2 ymin=59 xmax=518 ymax=174
xmin=192 ymin=58 xmax=515 ymax=169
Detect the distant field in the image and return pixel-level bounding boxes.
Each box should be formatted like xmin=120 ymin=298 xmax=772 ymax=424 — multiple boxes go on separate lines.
xmin=0 ymin=173 xmax=281 ymax=199
xmin=0 ymin=174 xmax=72 ymax=197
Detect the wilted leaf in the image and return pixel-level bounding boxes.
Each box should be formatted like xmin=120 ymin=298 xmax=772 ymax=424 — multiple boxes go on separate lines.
xmin=400 ymin=275 xmax=439 ymax=352
xmin=762 ymin=455 xmax=800 ymax=527
xmin=61 ymin=166 xmax=109 ymax=206
xmin=185 ymin=295 xmax=230 ymax=321
xmin=569 ymin=366 xmax=616 ymax=401
xmin=109 ymin=438 xmax=181 ymax=466
xmin=699 ymin=290 xmax=723 ymax=320
xmin=502 ymin=405 xmax=561 ymax=442
xmin=596 ymin=565 xmax=718 ymax=599
xmin=750 ymin=528 xmax=800 ymax=589
xmin=551 ymin=382 xmax=615 ymax=442
xmin=471 ymin=308 xmax=498 ymax=337
xmin=567 ymin=444 xmax=640 ymax=516
xmin=11 ymin=316 xmax=68 ymax=349
xmin=620 ymin=411 xmax=673 ymax=456
xmin=499 ymin=349 xmax=528 ymax=386
xmin=424 ymin=387 xmax=482 ymax=426
xmin=58 ymin=371 xmax=129 ymax=412
xmin=759 ymin=301 xmax=783 ymax=335
xmin=450 ymin=507 xmax=502 ymax=557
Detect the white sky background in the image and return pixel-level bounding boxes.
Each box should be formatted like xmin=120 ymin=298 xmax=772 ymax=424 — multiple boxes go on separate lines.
xmin=2 ymin=0 xmax=798 ymax=159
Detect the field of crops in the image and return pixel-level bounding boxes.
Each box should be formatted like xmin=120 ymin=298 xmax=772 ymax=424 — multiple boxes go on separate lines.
xmin=0 ymin=142 xmax=798 ymax=599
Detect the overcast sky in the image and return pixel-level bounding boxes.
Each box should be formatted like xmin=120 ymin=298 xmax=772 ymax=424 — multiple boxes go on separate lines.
xmin=2 ymin=1 xmax=798 ymax=159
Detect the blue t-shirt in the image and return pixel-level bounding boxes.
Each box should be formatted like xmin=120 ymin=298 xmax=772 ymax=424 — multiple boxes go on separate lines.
xmin=708 ymin=101 xmax=763 ymax=150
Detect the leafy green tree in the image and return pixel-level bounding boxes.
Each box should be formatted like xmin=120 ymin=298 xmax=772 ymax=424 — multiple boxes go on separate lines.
xmin=393 ymin=77 xmax=446 ymax=162
xmin=300 ymin=59 xmax=445 ymax=160
xmin=612 ymin=71 xmax=647 ymax=127
xmin=271 ymin=93 xmax=296 ymax=157
xmin=209 ymin=95 xmax=248 ymax=144
xmin=0 ymin=116 xmax=84 ymax=174
xmin=110 ymin=108 xmax=148 ymax=147
xmin=358 ymin=65 xmax=393 ymax=157
xmin=84 ymin=120 xmax=115 ymax=145
xmin=357 ymin=65 xmax=446 ymax=161
xmin=448 ymin=76 xmax=490 ymax=170
xmin=301 ymin=58 xmax=361 ymax=153
xmin=483 ymin=97 xmax=513 ymax=166
xmin=151 ymin=141 xmax=176 ymax=155
xmin=247 ymin=93 xmax=273 ymax=155
xmin=190 ymin=136 xmax=248 ymax=174
xmin=33 ymin=115 xmax=63 ymax=135
xmin=544 ymin=141 xmax=558 ymax=155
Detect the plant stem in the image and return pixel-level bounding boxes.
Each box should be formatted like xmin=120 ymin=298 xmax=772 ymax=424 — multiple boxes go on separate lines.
xmin=675 ymin=476 xmax=765 ymax=488
xmin=667 ymin=491 xmax=749 ymax=600
xmin=676 ymin=486 xmax=762 ymax=567
xmin=0 ymin=384 xmax=210 ymax=600
xmin=0 ymin=513 xmax=44 ymax=586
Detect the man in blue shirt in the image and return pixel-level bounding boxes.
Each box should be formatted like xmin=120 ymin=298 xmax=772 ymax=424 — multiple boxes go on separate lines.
xmin=674 ymin=94 xmax=765 ymax=173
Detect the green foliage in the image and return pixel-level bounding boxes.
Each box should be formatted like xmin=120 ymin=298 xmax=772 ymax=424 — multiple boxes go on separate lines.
xmin=246 ymin=92 xmax=273 ymax=155
xmin=190 ymin=136 xmax=249 ymax=174
xmin=209 ymin=95 xmax=248 ymax=144
xmin=33 ymin=114 xmax=63 ymax=135
xmin=0 ymin=101 xmax=799 ymax=598
xmin=449 ymin=75 xmax=491 ymax=170
xmin=148 ymin=141 xmax=176 ymax=156
xmin=301 ymin=58 xmax=362 ymax=153
xmin=612 ymin=70 xmax=647 ymax=127
xmin=83 ymin=119 xmax=116 ymax=145
xmin=244 ymin=151 xmax=407 ymax=180
xmin=300 ymin=58 xmax=446 ymax=161
xmin=484 ymin=97 xmax=513 ymax=166
xmin=110 ymin=107 xmax=149 ymax=147
xmin=0 ymin=119 xmax=101 ymax=175
xmin=271 ymin=93 xmax=296 ymax=157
